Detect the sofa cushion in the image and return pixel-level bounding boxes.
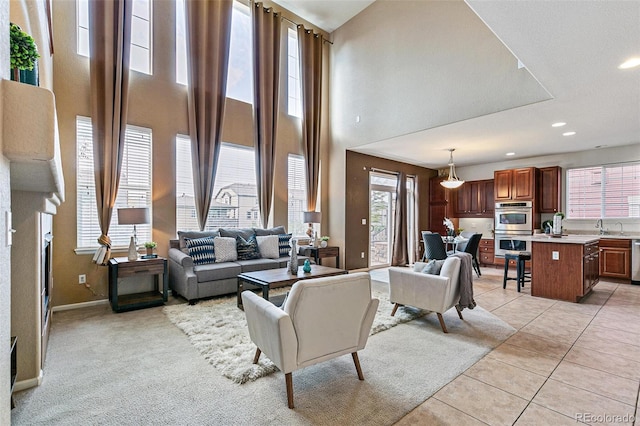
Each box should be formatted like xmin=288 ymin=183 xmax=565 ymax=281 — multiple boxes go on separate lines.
xmin=278 ymin=233 xmax=292 ymax=256
xmin=219 ymin=227 xmax=255 ymax=240
xmin=237 ymin=235 xmax=261 ymax=261
xmin=193 ymin=262 xmax=242 ymax=283
xmin=185 ymin=236 xmax=216 ymax=265
xmin=254 ymin=226 xmax=286 ymax=236
xmin=256 ymin=235 xmax=280 ymax=259
xmin=236 ymin=258 xmax=280 ymax=272
xmin=178 ymin=230 xmax=219 ymax=253
xmin=213 ymin=237 xmax=238 ymax=262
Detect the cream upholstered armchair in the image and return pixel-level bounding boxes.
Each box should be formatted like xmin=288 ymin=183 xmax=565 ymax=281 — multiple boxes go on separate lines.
xmin=388 ymin=257 xmax=463 ymax=333
xmin=241 ymin=272 xmax=379 ymax=409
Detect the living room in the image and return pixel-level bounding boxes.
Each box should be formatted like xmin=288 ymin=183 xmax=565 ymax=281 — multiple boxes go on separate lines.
xmin=2 ymin=0 xmax=640 ymax=424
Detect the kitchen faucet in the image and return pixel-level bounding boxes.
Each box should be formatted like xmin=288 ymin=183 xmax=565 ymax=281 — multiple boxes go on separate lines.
xmin=615 ymin=222 xmax=624 ymax=235
xmin=595 ymin=218 xmax=605 ymax=235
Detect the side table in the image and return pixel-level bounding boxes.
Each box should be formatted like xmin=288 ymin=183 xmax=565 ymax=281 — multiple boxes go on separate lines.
xmin=108 ymin=256 xmax=168 ymax=312
xmin=302 ymin=246 xmax=340 ymax=267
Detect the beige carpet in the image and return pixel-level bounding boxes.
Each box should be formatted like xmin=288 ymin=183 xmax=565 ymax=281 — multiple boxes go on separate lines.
xmin=11 ymin=277 xmax=515 ymax=426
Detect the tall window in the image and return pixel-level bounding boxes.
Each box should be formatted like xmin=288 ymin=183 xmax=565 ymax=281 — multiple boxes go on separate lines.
xmin=175 ymin=0 xmax=253 ymax=104
xmin=287 ymin=28 xmax=302 ymax=117
xmin=288 ymin=154 xmax=307 ymax=236
xmin=175 ymin=136 xmax=259 ymax=231
xmin=77 ymin=0 xmax=153 ymax=75
xmin=567 ymin=163 xmax=640 ymax=219
xmin=76 ymin=116 xmax=152 ymax=249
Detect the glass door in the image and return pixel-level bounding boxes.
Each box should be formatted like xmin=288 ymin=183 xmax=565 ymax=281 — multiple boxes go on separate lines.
xmin=369 ymin=172 xmax=397 ymax=267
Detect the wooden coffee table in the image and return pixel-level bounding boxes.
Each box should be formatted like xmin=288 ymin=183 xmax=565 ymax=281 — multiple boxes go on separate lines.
xmin=237 ymin=265 xmax=347 ymax=309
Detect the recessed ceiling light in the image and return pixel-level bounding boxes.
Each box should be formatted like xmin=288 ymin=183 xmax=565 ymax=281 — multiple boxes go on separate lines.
xmin=551 ymin=122 xmax=566 ymax=127
xmin=619 ymin=57 xmax=640 ymax=69
xmin=506 ymin=152 xmax=515 ymax=156
xmin=562 ymin=131 xmax=576 ymax=136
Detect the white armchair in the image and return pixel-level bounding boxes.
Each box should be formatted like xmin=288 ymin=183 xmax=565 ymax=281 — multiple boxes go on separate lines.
xmin=241 ymin=272 xmax=379 ymax=408
xmin=388 ymin=257 xmax=463 ymax=333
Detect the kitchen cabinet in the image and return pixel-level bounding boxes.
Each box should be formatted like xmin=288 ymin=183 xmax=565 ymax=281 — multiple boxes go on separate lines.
xmin=539 ymin=166 xmax=562 ymax=213
xmin=479 ymin=238 xmax=494 ymax=266
xmin=428 ymin=176 xmax=450 ymax=235
xmin=599 ymin=239 xmax=631 ymax=279
xmin=430 ymin=175 xmax=448 ymax=203
xmin=452 ymin=179 xmax=494 ymax=217
xmin=494 ymin=167 xmax=536 ymax=201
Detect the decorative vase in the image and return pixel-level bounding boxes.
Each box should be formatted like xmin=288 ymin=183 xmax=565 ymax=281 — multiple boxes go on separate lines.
xmin=146 ymin=247 xmax=154 ymax=256
xmin=303 ymin=259 xmax=311 ymax=273
xmin=320 ymin=240 xmax=328 ymax=248
xmin=289 ymin=239 xmax=298 ymax=274
xmin=127 ymin=236 xmax=138 ymax=261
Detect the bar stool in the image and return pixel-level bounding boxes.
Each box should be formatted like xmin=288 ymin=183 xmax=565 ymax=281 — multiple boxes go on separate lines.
xmin=503 ymin=251 xmax=531 ymax=292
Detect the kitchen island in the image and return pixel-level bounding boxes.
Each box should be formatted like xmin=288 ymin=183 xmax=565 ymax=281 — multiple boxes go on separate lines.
xmin=529 ymin=235 xmax=600 ymax=302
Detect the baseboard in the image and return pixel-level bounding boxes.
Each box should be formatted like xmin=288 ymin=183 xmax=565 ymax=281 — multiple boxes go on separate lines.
xmin=52 ymin=299 xmax=109 ymax=312
xmin=14 ymin=370 xmax=43 ymax=391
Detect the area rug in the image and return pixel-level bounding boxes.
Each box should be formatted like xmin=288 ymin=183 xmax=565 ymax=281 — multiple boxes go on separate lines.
xmin=163 ymin=286 xmax=429 ymax=384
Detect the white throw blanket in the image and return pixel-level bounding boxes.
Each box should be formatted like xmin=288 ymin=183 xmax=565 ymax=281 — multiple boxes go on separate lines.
xmin=450 ymin=252 xmax=476 ymax=310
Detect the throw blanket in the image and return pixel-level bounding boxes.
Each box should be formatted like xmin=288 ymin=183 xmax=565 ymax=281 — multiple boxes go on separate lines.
xmin=450 ymin=252 xmax=477 ymax=311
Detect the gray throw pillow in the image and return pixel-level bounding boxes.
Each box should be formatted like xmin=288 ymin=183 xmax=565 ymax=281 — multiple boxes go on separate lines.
xmin=254 ymin=226 xmax=286 ymax=236
xmin=422 ymin=259 xmax=446 ymax=275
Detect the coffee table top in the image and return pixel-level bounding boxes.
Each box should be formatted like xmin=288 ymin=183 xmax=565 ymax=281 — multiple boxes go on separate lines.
xmin=238 ymin=265 xmax=347 ymax=288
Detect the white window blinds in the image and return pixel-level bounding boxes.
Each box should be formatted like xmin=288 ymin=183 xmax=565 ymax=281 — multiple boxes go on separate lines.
xmin=287 ymin=154 xmax=307 ymax=236
xmin=76 ymin=116 xmax=152 ymax=248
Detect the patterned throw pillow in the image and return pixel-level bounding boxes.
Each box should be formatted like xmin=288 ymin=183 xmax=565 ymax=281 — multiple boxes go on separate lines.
xmin=213 ymin=237 xmax=237 ymax=263
xmin=185 ymin=237 xmax=216 ymax=265
xmin=278 ymin=233 xmax=292 ymax=257
xmin=256 ymin=235 xmax=280 ymax=259
xmin=237 ymin=235 xmax=261 ymax=261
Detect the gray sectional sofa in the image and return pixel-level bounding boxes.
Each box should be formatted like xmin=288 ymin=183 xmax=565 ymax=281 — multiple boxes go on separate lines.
xmin=168 ymin=226 xmax=308 ymax=304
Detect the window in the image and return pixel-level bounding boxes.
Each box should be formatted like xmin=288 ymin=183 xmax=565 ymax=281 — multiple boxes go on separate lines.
xmin=287 ymin=28 xmax=302 ymax=117
xmin=76 ymin=116 xmax=152 ymax=249
xmin=175 ymin=136 xmax=259 ymax=231
xmin=288 ymin=154 xmax=307 ymax=236
xmin=77 ymin=0 xmax=152 ymax=75
xmin=567 ymin=163 xmax=640 ymax=219
xmin=176 ymin=0 xmax=253 ymax=105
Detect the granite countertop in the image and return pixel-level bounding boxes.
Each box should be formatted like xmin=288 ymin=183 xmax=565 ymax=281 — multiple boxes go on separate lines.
xmin=528 ymin=234 xmax=601 ymax=244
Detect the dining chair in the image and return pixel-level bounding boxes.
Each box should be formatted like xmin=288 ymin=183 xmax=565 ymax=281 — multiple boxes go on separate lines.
xmin=462 ymin=233 xmax=483 ymax=277
xmin=421 ymin=231 xmax=448 ymax=261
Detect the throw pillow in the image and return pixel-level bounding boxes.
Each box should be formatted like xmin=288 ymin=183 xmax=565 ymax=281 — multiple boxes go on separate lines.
xmin=422 ymin=259 xmax=446 ymax=275
xmin=254 ymin=226 xmax=286 ymax=236
xmin=178 ymin=230 xmax=219 ymax=253
xmin=213 ymin=237 xmax=238 ymax=262
xmin=185 ymin=236 xmax=216 ymax=265
xmin=256 ymin=235 xmax=280 ymax=259
xmin=219 ymin=227 xmax=255 ymax=240
xmin=413 ymin=261 xmax=429 ymax=272
xmin=278 ymin=233 xmax=292 ymax=257
xmin=237 ymin=235 xmax=261 ymax=261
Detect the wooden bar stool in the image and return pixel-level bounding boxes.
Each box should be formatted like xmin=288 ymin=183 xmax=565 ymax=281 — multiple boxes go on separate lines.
xmin=503 ymin=251 xmax=531 ymax=292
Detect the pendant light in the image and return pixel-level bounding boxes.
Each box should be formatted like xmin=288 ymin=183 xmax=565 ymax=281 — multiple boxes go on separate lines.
xmin=440 ymin=149 xmax=465 ymax=189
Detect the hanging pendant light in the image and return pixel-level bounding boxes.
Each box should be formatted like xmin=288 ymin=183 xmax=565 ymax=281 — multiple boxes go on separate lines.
xmin=440 ymin=149 xmax=465 ymax=189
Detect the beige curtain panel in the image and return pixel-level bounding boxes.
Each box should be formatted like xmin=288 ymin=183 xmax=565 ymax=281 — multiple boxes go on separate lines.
xmin=252 ymin=3 xmax=281 ymax=228
xmin=392 ymin=172 xmax=409 ymax=266
xmin=185 ymin=0 xmax=234 ymax=231
xmin=297 ymin=26 xmax=323 ymax=212
xmin=89 ymin=0 xmax=132 ymax=263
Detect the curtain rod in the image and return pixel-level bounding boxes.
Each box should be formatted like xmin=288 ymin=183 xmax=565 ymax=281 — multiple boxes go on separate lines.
xmin=280 ymin=14 xmax=334 ymax=45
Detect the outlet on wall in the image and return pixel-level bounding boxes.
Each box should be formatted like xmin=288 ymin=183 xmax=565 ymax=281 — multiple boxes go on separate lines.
xmin=78 ymin=274 xmax=86 ymax=284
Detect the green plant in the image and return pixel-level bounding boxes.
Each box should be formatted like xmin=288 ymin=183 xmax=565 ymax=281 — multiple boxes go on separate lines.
xmin=10 ymin=23 xmax=39 ymax=71
xmin=320 ymin=236 xmax=330 ymax=241
xmin=554 ymin=212 xmax=565 ymax=219
xmin=144 ymin=241 xmax=157 ymax=249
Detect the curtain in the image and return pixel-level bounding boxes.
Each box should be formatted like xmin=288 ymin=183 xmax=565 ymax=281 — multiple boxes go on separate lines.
xmin=89 ymin=0 xmax=132 ymax=264
xmin=252 ymin=3 xmax=281 ymax=228
xmin=297 ymin=25 xmax=323 ymax=211
xmin=392 ymin=172 xmax=408 ymax=266
xmin=185 ymin=0 xmax=234 ymax=230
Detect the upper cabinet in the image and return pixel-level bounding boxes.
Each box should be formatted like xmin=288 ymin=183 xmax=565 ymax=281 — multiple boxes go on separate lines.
xmin=494 ymin=167 xmax=536 ymax=201
xmin=429 ymin=175 xmax=449 ymax=204
xmin=452 ymin=179 xmax=494 ymax=217
xmin=538 ymin=166 xmax=562 ymax=213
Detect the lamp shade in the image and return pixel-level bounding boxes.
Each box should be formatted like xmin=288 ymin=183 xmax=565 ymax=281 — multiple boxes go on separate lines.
xmin=303 ymin=211 xmax=322 ymax=224
xmin=117 ymin=207 xmax=150 ymax=225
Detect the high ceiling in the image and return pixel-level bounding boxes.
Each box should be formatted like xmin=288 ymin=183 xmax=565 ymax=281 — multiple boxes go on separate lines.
xmin=273 ymin=0 xmax=640 ymax=168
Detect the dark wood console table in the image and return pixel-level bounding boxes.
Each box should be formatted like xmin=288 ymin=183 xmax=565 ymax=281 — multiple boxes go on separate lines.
xmin=108 ymin=257 xmax=168 ymax=312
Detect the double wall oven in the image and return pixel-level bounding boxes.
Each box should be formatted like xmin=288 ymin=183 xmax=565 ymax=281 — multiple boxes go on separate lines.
xmin=494 ymin=201 xmax=533 ymax=257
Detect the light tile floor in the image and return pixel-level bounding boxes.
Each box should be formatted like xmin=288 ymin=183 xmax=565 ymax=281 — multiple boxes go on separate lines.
xmin=391 ymin=267 xmax=640 ymax=426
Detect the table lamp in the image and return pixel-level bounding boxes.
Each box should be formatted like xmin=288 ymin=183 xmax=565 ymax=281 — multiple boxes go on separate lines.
xmin=118 ymin=207 xmax=150 ymax=261
xmin=303 ymin=211 xmax=321 ymax=247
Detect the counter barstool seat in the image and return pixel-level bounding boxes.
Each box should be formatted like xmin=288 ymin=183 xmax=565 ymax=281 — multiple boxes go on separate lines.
xmin=503 ymin=251 xmax=531 ymax=292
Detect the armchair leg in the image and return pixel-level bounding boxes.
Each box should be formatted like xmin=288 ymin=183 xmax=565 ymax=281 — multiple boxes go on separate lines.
xmin=352 ymin=352 xmax=364 ymax=380
xmin=436 ymin=313 xmax=448 ymax=333
xmin=285 ymin=373 xmax=294 ymax=409
xmin=455 ymin=306 xmax=464 ymax=320
xmin=253 ymin=348 xmax=261 ymax=364
xmin=390 ymin=303 xmax=401 ymax=317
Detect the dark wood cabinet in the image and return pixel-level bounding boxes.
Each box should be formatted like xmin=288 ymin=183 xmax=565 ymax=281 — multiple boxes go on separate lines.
xmin=428 ymin=176 xmax=450 ymax=235
xmin=481 ymin=180 xmax=495 ymax=215
xmin=479 ymin=238 xmax=494 ymax=266
xmin=599 ymin=239 xmax=631 ymax=279
xmin=430 ymin=175 xmax=448 ymax=204
xmin=494 ymin=168 xmax=536 ymax=201
xmin=539 ymin=166 xmax=562 ymax=213
xmin=452 ymin=179 xmax=494 ymax=217
xmin=584 ymin=241 xmax=600 ymax=294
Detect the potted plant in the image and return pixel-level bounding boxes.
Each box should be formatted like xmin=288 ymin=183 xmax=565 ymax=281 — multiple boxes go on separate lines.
xmin=144 ymin=241 xmax=157 ymax=257
xmin=320 ymin=236 xmax=330 ymax=248
xmin=10 ymin=22 xmax=40 ymax=85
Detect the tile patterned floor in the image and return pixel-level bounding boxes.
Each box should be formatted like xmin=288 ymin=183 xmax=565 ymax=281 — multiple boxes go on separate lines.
xmin=391 ymin=267 xmax=640 ymax=426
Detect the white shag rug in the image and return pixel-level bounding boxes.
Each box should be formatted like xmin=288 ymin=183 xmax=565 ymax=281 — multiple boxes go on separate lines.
xmin=163 ymin=287 xmax=427 ymax=384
